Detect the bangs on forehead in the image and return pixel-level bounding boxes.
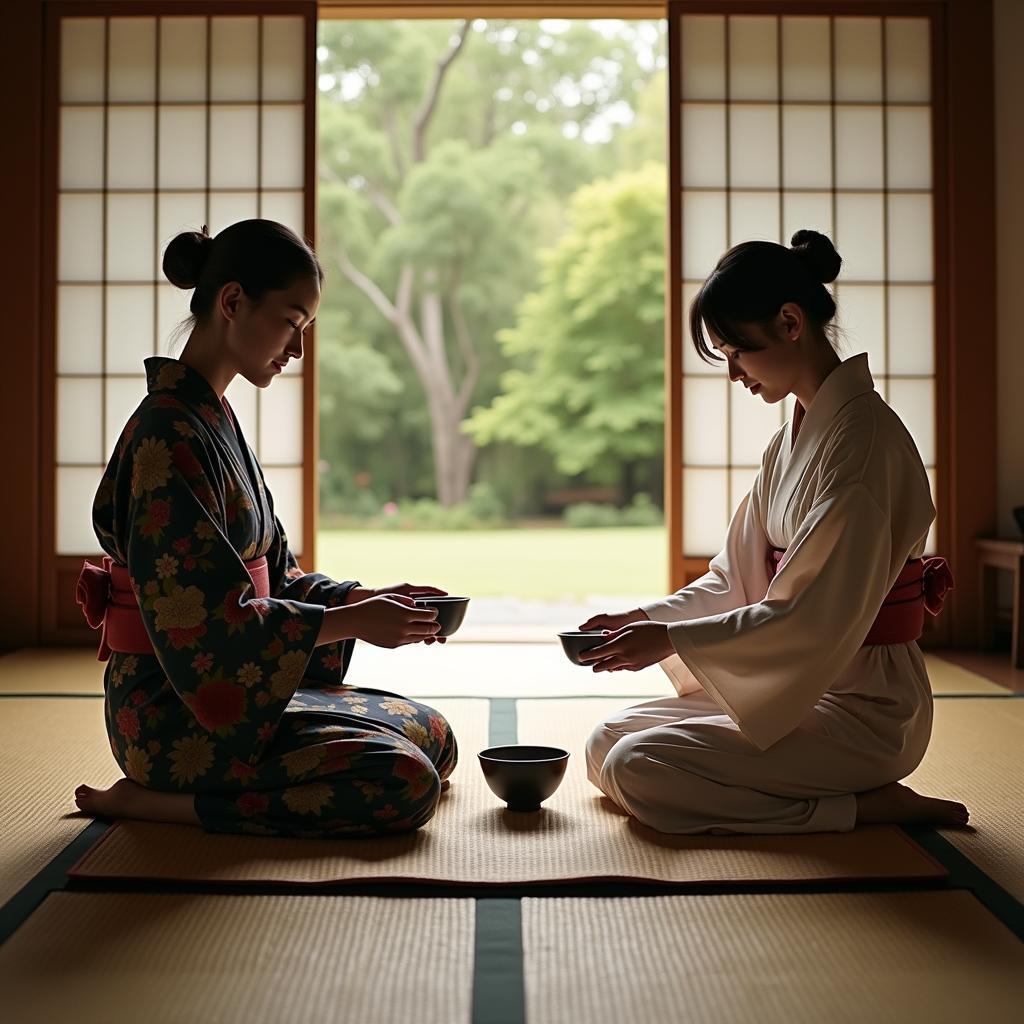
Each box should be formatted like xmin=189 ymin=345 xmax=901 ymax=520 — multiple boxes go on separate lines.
xmin=689 ymin=278 xmax=766 ymax=366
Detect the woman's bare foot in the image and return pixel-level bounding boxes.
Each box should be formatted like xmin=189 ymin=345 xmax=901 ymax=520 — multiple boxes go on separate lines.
xmin=75 ymin=778 xmax=200 ymax=827
xmin=855 ymin=781 xmax=970 ymax=828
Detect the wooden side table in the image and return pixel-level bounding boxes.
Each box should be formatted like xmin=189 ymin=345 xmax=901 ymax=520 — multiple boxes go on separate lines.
xmin=976 ymin=537 xmax=1024 ymax=668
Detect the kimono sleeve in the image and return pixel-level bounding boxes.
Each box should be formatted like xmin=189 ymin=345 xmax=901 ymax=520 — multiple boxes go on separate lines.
xmin=125 ymin=427 xmax=326 ymax=744
xmin=265 ymin=510 xmax=360 ymax=687
xmin=666 ymin=483 xmax=894 ymax=750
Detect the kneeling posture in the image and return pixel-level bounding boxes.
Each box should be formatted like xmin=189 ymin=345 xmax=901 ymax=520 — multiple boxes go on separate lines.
xmin=579 ymin=231 xmax=967 ymax=835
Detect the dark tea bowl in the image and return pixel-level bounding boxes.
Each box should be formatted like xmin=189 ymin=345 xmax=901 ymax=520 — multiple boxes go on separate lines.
xmin=558 ymin=630 xmax=609 ymax=666
xmin=414 ymin=596 xmax=470 ymax=637
xmin=478 ymin=745 xmax=570 ymax=812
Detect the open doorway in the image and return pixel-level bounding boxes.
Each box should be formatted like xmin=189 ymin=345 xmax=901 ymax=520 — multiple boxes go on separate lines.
xmin=315 ymin=17 xmax=667 ymax=638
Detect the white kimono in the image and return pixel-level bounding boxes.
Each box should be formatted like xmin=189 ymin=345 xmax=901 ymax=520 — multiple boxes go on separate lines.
xmin=587 ymin=354 xmax=937 ymax=834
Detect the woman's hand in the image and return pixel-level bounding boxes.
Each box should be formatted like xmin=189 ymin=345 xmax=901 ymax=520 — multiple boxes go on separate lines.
xmin=578 ymin=607 xmax=649 ymax=632
xmin=346 ymin=582 xmax=448 ymax=603
xmin=577 ymin=621 xmax=674 ymax=673
xmin=346 ymin=583 xmax=449 ymax=644
xmin=345 ymin=595 xmax=441 ymax=649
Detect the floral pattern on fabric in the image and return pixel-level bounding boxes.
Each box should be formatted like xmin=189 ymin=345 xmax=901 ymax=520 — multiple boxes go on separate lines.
xmin=92 ymin=357 xmax=457 ymax=837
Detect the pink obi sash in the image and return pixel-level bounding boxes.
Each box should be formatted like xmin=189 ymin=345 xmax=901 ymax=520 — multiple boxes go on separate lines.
xmin=76 ymin=556 xmax=270 ymax=662
xmin=767 ymin=549 xmax=954 ymax=646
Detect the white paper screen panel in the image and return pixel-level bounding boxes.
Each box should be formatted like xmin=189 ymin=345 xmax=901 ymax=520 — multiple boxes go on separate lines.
xmin=781 ymin=106 xmax=831 ymax=189
xmin=159 ymin=18 xmax=207 ymax=101
xmin=105 ymin=286 xmax=155 ymax=374
xmin=835 ymin=107 xmax=884 ymax=189
xmin=210 ymin=17 xmax=260 ymax=100
xmin=58 ymin=286 xmax=103 ymax=374
xmin=781 ymin=18 xmax=830 ymax=99
xmin=209 ymin=106 xmax=260 ymax=188
xmin=678 ymin=14 xmax=936 ymax=557
xmin=729 ymin=192 xmax=779 ymax=247
xmin=683 ymin=468 xmax=728 ymax=556
xmin=728 ymin=17 xmax=778 ymax=100
xmin=55 ymin=14 xmax=308 ymax=556
xmin=60 ymin=108 xmax=104 ymax=188
xmin=57 ymin=378 xmax=103 ymax=465
xmin=262 ymin=467 xmax=304 ymax=553
xmin=729 ymin=106 xmax=779 ymax=189
xmin=158 ymin=107 xmax=208 ymax=188
xmin=262 ymin=17 xmax=306 ymax=101
xmin=107 ymin=18 xmax=157 ymax=102
xmin=681 ymin=104 xmax=725 ymax=186
xmin=261 ymin=106 xmax=306 ymax=188
xmin=107 ymin=107 xmax=156 ymax=188
xmin=106 ymin=195 xmax=156 ymax=282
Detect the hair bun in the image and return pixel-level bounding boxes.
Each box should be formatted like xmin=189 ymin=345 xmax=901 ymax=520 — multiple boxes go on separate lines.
xmin=162 ymin=226 xmax=214 ymax=290
xmin=790 ymin=229 xmax=842 ymax=284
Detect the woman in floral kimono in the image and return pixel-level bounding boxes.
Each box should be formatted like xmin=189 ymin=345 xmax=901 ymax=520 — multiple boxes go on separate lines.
xmin=75 ymin=219 xmax=457 ymax=838
xmin=578 ymin=230 xmax=969 ymax=835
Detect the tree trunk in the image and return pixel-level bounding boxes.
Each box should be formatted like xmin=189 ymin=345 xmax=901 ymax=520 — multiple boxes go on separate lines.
xmin=415 ymin=286 xmax=477 ymax=506
xmin=425 ymin=390 xmax=476 ymax=507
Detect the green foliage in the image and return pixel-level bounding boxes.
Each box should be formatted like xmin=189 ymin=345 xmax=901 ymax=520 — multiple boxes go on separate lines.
xmin=464 ymin=162 xmax=666 ymax=477
xmin=373 ymin=487 xmax=507 ymax=531
xmin=621 ymin=491 xmax=661 ymax=526
xmin=465 ymin=481 xmax=507 ymax=522
xmin=563 ymin=502 xmax=622 ymax=529
xmin=315 ymin=18 xmax=667 ymax=515
xmin=562 ymin=492 xmax=663 ymax=529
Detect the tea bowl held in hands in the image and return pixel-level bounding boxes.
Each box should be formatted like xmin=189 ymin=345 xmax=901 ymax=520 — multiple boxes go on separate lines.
xmin=478 ymin=745 xmax=570 ymax=812
xmin=414 ymin=596 xmax=470 ymax=637
xmin=558 ymin=630 xmax=608 ymax=666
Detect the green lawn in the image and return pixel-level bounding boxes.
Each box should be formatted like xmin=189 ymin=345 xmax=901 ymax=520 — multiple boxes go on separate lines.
xmin=316 ymin=527 xmax=668 ymax=600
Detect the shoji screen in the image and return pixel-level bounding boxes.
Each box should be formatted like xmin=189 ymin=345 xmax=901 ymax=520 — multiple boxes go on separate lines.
xmin=671 ymin=11 xmax=936 ymax=567
xmin=53 ymin=9 xmax=313 ymax=584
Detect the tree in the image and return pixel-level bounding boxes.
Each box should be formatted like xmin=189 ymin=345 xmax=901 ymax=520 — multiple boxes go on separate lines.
xmin=464 ymin=162 xmax=666 ymax=496
xmin=316 ymin=18 xmax=665 ymax=506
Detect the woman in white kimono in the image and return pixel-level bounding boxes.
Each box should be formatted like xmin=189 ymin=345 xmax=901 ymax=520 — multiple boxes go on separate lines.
xmin=579 ymin=229 xmax=969 ymax=835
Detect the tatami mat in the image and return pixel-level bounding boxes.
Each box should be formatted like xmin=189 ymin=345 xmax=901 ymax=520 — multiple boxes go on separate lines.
xmin=70 ymin=695 xmax=942 ymax=886
xmin=907 ymin=698 xmax=1024 ymax=903
xmin=1 ymin=647 xmax=1008 ymax=698
xmin=0 ymin=648 xmax=104 ymax=695
xmin=506 ymin=698 xmax=945 ymax=884
xmin=523 ymin=892 xmax=1024 ymax=1023
xmin=926 ymin=654 xmax=1009 ymax=695
xmin=0 ymin=699 xmax=120 ymax=908
xmin=0 ymin=892 xmax=474 ymax=1024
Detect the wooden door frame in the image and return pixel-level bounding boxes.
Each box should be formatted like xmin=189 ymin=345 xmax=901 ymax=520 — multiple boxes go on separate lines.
xmin=17 ymin=0 xmax=318 ymax=645
xmin=0 ymin=0 xmax=995 ymax=649
xmin=666 ymin=0 xmax=996 ymax=650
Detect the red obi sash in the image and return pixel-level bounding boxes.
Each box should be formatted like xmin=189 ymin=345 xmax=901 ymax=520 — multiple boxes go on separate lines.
xmin=767 ymin=549 xmax=954 ymax=646
xmin=76 ymin=555 xmax=270 ymax=662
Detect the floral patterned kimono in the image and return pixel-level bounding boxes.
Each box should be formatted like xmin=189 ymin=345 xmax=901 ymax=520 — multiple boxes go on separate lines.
xmin=91 ymin=357 xmax=457 ymax=837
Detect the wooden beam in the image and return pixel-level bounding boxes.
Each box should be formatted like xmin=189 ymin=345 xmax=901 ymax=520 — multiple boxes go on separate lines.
xmin=0 ymin=1 xmax=44 ymax=649
xmin=940 ymin=0 xmax=997 ymax=645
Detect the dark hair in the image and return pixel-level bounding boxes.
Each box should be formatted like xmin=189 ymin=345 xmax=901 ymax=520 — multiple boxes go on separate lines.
xmin=689 ymin=229 xmax=842 ymax=364
xmin=162 ymin=219 xmax=324 ymax=335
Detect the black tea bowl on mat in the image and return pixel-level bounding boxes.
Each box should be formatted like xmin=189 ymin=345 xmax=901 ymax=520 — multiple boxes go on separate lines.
xmin=414 ymin=596 xmax=470 ymax=637
xmin=478 ymin=745 xmax=570 ymax=812
xmin=558 ymin=631 xmax=608 ymax=666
